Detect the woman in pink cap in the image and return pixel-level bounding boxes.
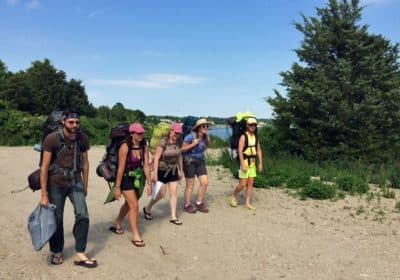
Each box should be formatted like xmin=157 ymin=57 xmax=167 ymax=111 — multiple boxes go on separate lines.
xmin=143 ymin=122 xmax=184 ymax=225
xmin=109 ymin=122 xmax=152 ymax=247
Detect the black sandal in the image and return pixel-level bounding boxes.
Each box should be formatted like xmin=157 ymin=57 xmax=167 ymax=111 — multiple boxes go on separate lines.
xmin=108 ymin=225 xmax=124 ymax=235
xmin=131 ymin=239 xmax=145 ymax=247
xmin=169 ymin=219 xmax=183 ymax=225
xmin=74 ymin=259 xmax=98 ymax=268
xmin=51 ymin=253 xmax=63 ymax=265
xmin=143 ymin=207 xmax=153 ymax=220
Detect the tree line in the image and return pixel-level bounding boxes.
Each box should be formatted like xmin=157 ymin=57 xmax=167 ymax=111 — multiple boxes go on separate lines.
xmin=1 ymin=0 xmax=400 ymax=165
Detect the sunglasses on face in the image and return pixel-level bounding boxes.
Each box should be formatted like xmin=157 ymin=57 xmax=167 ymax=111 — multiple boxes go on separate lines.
xmin=248 ymin=124 xmax=257 ymax=128
xmin=66 ymin=120 xmax=80 ymax=125
xmin=131 ymin=132 xmax=144 ymax=136
xmin=201 ymin=125 xmax=209 ymax=129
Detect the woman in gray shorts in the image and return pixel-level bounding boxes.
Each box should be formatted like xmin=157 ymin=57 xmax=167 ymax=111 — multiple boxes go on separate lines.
xmin=143 ymin=122 xmax=184 ymax=225
xmin=181 ymin=118 xmax=213 ymax=213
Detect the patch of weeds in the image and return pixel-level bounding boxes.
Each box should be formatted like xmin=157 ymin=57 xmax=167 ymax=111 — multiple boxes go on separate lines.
xmin=337 ymin=191 xmax=346 ymax=200
xmin=286 ymin=174 xmax=311 ymax=189
xmin=283 ymin=189 xmax=298 ymax=198
xmin=263 ymin=169 xmax=288 ymax=187
xmin=376 ymin=193 xmax=382 ymax=204
xmin=336 ymin=175 xmax=369 ymax=194
xmin=366 ymin=192 xmax=375 ymax=203
xmin=254 ymin=174 xmax=270 ymax=188
xmin=356 ymin=205 xmax=366 ymax=215
xmin=394 ymin=201 xmax=400 ymax=213
xmin=381 ymin=188 xmax=395 ymax=199
xmin=389 ymin=167 xmax=400 ymax=189
xmin=373 ymin=208 xmax=385 ymax=223
xmin=300 ymin=181 xmax=337 ymax=200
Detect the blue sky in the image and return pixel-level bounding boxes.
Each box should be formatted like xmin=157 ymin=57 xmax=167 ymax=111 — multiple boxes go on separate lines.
xmin=1 ymin=0 xmax=399 ymax=118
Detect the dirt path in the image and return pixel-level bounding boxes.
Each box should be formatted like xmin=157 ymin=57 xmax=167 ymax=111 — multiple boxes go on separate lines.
xmin=1 ymin=147 xmax=400 ymax=280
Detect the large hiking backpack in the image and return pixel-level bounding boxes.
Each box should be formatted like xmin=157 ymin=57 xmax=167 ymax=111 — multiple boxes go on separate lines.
xmin=149 ymin=122 xmax=171 ymax=154
xmin=182 ymin=116 xmax=198 ymax=138
xmin=228 ymin=112 xmax=258 ymax=160
xmin=96 ymin=124 xmax=130 ymax=184
xmin=25 ymin=110 xmax=82 ymax=192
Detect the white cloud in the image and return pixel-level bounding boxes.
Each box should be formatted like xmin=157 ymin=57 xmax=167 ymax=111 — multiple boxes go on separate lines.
xmin=88 ymin=9 xmax=104 ymax=19
xmin=26 ymin=0 xmax=40 ymax=9
xmin=90 ymin=74 xmax=205 ymax=89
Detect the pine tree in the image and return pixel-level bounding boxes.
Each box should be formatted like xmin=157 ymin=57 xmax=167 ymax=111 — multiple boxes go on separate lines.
xmin=268 ymin=0 xmax=400 ymax=162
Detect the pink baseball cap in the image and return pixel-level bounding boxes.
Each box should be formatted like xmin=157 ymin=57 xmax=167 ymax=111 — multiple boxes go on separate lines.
xmin=171 ymin=122 xmax=183 ymax=134
xmin=129 ymin=123 xmax=145 ymax=134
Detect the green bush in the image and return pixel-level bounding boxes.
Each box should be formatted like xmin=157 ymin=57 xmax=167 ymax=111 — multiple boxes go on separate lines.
xmin=286 ymin=174 xmax=311 ymax=189
xmin=264 ymin=169 xmax=289 ymax=187
xmin=254 ymin=174 xmax=269 ymax=188
xmin=301 ymin=181 xmax=337 ymax=200
xmin=336 ymin=175 xmax=369 ymax=194
xmin=209 ymin=135 xmax=227 ymax=149
xmin=389 ymin=167 xmax=400 ymax=189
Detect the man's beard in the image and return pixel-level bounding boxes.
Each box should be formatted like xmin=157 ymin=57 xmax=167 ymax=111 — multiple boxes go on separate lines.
xmin=65 ymin=127 xmax=78 ymax=134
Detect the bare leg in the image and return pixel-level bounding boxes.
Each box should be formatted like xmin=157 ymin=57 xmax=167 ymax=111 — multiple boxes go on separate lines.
xmin=184 ymin=178 xmax=195 ymax=206
xmin=122 ymin=190 xmax=143 ymax=243
xmin=168 ymin=182 xmax=179 ymax=220
xmin=196 ymin=175 xmax=208 ymax=203
xmin=245 ymin=177 xmax=255 ymax=209
xmin=232 ymin=178 xmax=248 ymax=198
xmin=115 ymin=201 xmax=129 ymax=228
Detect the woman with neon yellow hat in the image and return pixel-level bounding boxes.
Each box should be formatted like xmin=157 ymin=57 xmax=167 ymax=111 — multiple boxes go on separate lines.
xmin=230 ymin=117 xmax=263 ymax=210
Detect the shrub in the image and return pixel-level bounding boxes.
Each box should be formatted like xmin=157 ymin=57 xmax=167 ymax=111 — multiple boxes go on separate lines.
xmin=264 ymin=169 xmax=289 ymax=187
xmin=286 ymin=174 xmax=311 ymax=189
xmin=389 ymin=167 xmax=400 ymax=189
xmin=209 ymin=135 xmax=227 ymax=149
xmin=336 ymin=175 xmax=369 ymax=194
xmin=300 ymin=181 xmax=337 ymax=200
xmin=254 ymin=174 xmax=269 ymax=188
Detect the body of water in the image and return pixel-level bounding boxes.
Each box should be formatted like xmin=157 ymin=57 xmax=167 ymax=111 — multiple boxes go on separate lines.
xmin=208 ymin=126 xmax=231 ymax=140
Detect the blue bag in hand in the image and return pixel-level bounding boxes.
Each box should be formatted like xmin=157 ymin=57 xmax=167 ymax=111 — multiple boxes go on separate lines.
xmin=27 ymin=203 xmax=57 ymax=251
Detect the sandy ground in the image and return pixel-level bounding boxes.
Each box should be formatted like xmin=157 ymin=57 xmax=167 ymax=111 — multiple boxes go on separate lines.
xmin=1 ymin=146 xmax=400 ymax=280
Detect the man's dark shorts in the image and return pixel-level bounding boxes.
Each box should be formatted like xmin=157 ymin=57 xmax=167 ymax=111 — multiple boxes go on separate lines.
xmin=183 ymin=157 xmax=207 ymax=179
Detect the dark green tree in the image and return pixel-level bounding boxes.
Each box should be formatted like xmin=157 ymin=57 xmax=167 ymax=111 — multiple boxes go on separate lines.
xmin=0 ymin=59 xmax=95 ymax=116
xmin=111 ymin=102 xmax=127 ymax=122
xmin=268 ymin=0 xmax=400 ymax=162
xmin=0 ymin=60 xmax=11 ymax=92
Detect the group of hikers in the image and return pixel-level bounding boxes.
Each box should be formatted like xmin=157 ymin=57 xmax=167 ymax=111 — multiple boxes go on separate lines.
xmin=38 ymin=109 xmax=263 ymax=268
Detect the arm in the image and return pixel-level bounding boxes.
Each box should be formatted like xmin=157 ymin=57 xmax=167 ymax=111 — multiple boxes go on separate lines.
xmin=178 ymin=152 xmax=183 ymax=179
xmin=82 ymin=151 xmax=89 ymax=195
xmin=181 ymin=133 xmax=200 ymax=153
xmin=143 ymin=146 xmax=152 ymax=195
xmin=40 ymin=151 xmax=52 ymax=207
xmin=257 ymin=140 xmax=263 ymax=172
xmin=153 ymin=145 xmax=163 ymax=182
xmin=238 ymin=135 xmax=247 ymax=172
xmin=114 ymin=143 xmax=128 ymax=200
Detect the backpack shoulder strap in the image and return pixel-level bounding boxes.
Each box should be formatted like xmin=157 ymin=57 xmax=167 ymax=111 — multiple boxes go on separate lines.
xmin=55 ymin=129 xmax=67 ymax=158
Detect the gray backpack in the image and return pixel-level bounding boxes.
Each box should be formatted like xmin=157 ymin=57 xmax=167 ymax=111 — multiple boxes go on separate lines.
xmin=27 ymin=203 xmax=57 ymax=251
